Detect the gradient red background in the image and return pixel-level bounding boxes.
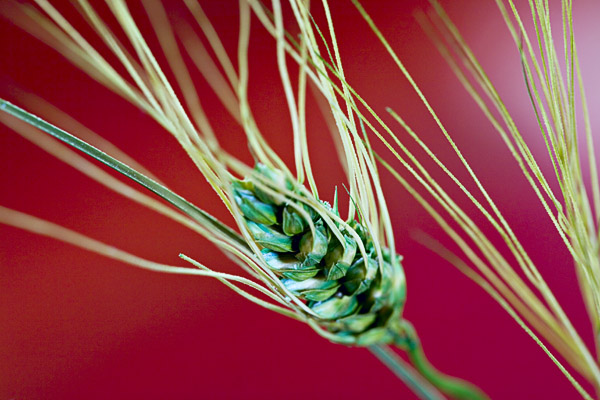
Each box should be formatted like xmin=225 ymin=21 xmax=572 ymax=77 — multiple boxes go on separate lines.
xmin=2 ymin=1 xmax=600 ymax=399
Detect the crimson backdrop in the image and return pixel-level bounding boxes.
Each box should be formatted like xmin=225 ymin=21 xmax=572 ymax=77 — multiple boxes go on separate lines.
xmin=2 ymin=1 xmax=600 ymax=399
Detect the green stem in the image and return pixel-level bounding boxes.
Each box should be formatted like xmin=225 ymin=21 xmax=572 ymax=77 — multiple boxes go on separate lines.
xmin=0 ymin=98 xmax=246 ymax=249
xmin=369 ymin=344 xmax=446 ymax=400
xmin=405 ymin=337 xmax=489 ymax=400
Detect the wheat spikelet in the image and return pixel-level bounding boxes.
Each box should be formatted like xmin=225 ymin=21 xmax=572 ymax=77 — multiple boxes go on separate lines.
xmin=234 ymin=162 xmax=407 ymax=346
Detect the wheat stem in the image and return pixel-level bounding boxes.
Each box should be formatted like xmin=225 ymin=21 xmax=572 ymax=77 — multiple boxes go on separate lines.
xmin=369 ymin=345 xmax=446 ymax=400
xmin=0 ymin=99 xmax=244 ymax=249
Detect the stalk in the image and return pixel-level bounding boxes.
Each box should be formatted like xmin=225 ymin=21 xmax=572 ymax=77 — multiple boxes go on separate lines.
xmin=0 ymin=99 xmax=244 ymax=248
xmin=369 ymin=344 xmax=445 ymax=400
xmin=396 ymin=321 xmax=489 ymax=400
xmin=407 ymin=344 xmax=486 ymax=400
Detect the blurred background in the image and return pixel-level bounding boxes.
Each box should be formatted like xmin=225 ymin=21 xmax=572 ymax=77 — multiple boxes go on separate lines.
xmin=1 ymin=1 xmax=600 ymax=398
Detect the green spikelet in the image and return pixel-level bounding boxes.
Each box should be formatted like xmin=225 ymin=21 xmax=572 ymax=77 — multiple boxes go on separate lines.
xmin=235 ymin=164 xmax=488 ymax=400
xmin=234 ymin=163 xmax=407 ymax=347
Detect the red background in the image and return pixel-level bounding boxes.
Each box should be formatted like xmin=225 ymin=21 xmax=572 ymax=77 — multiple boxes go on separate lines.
xmin=1 ymin=1 xmax=600 ymax=399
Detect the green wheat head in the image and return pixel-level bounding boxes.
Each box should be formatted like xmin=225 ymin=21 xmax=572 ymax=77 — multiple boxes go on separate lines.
xmin=233 ymin=162 xmax=407 ymax=346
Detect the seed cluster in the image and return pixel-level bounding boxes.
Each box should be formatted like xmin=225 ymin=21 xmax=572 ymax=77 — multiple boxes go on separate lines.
xmin=235 ymin=164 xmax=407 ymax=346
